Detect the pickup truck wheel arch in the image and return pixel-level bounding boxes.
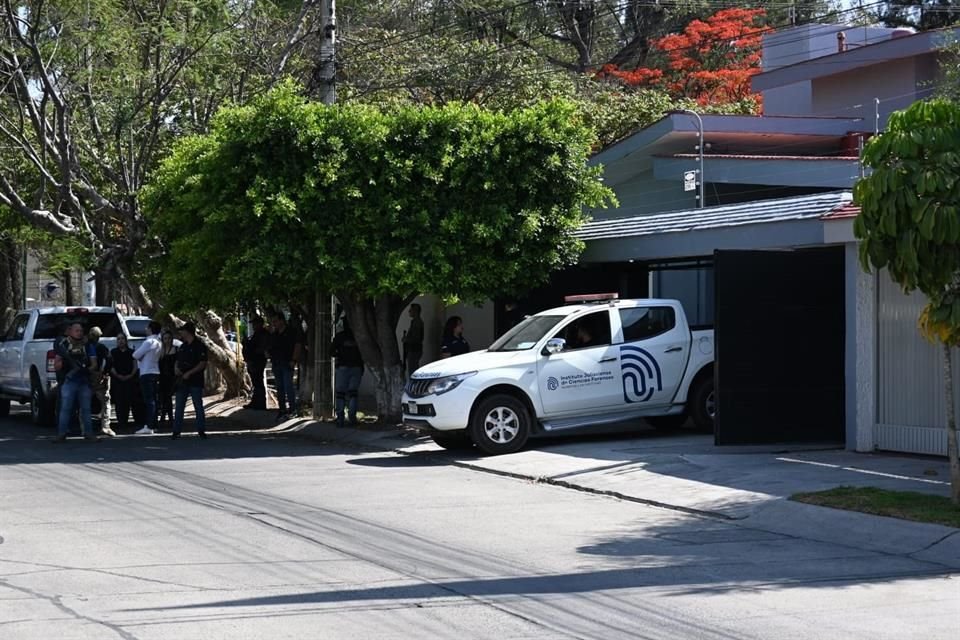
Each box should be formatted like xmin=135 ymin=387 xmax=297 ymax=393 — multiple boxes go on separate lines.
xmin=469 ymin=393 xmax=532 ymax=455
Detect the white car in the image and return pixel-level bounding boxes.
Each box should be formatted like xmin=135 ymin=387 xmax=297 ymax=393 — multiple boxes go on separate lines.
xmin=402 ymin=296 xmax=715 ymax=455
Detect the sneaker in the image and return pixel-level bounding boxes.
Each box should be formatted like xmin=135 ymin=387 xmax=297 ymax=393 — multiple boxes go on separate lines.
xmin=135 ymin=426 xmax=154 ymax=435
xmin=102 ymin=427 xmax=117 ymax=438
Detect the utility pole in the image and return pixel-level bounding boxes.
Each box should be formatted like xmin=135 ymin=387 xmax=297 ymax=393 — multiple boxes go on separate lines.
xmin=313 ymin=0 xmax=336 ymax=420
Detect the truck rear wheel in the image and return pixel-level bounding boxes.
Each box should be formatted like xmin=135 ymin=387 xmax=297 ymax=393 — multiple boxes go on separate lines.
xmin=469 ymin=394 xmax=530 ymax=456
xmin=31 ymin=381 xmax=55 ymax=427
xmin=689 ymin=377 xmax=715 ymax=432
xmin=430 ymin=431 xmax=474 ymax=451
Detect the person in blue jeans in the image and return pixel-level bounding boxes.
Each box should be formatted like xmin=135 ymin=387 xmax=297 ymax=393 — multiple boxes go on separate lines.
xmin=331 ymin=324 xmax=364 ymax=428
xmin=53 ymin=322 xmax=98 ymax=442
xmin=172 ymin=322 xmax=208 ymax=440
xmin=269 ymin=312 xmax=302 ymax=422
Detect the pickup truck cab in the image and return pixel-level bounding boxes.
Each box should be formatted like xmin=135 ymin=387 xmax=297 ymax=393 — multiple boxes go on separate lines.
xmin=0 ymin=306 xmax=128 ymax=424
xmin=402 ymin=296 xmax=714 ymax=455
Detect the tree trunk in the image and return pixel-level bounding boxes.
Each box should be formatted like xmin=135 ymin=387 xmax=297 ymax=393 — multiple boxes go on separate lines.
xmin=0 ymin=237 xmax=21 ymax=333
xmin=942 ymin=342 xmax=960 ymax=504
xmin=199 ymin=310 xmax=248 ymax=399
xmin=95 ymin=269 xmax=115 ymax=306
xmin=341 ymin=292 xmax=412 ymax=423
xmin=63 ymin=269 xmax=76 ymax=305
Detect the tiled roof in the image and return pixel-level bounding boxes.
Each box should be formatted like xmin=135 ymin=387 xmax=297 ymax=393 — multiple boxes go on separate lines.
xmin=822 ymin=203 xmax=860 ymax=220
xmin=667 ymin=153 xmax=859 ymax=162
xmin=575 ymin=191 xmax=853 ymax=241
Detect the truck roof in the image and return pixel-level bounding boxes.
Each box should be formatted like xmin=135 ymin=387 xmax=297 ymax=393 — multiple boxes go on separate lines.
xmin=538 ymin=298 xmax=681 ymax=317
xmin=29 ymin=306 xmax=119 ymax=314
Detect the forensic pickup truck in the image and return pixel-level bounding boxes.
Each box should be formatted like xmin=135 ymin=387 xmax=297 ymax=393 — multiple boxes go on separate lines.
xmin=0 ymin=306 xmax=128 ymax=424
xmin=402 ymin=295 xmax=714 ymax=455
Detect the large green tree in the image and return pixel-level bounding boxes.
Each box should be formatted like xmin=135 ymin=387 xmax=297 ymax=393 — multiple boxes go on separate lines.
xmin=854 ymin=98 xmax=960 ymax=503
xmin=146 ymin=84 xmax=613 ymax=418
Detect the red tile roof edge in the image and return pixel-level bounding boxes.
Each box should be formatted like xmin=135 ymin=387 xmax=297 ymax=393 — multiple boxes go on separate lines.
xmin=822 ymin=203 xmax=860 ymax=220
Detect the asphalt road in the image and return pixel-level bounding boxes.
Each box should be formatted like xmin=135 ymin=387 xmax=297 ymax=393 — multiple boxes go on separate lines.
xmin=1 ymin=408 xmax=957 ymax=640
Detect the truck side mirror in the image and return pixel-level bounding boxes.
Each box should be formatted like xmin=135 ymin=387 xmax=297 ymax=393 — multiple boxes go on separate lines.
xmin=543 ymin=338 xmax=566 ymax=355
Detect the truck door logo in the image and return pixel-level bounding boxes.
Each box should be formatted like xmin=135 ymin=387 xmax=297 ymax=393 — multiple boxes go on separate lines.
xmin=620 ymin=345 xmax=662 ymax=403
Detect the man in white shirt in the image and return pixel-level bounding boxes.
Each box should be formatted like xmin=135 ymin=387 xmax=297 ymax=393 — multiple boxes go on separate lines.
xmin=133 ymin=321 xmax=163 ymax=434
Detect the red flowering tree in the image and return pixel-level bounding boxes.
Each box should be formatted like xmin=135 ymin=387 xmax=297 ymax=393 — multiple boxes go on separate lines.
xmin=600 ymin=8 xmax=767 ymax=107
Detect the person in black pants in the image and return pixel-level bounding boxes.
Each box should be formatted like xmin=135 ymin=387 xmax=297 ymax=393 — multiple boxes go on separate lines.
xmin=110 ymin=334 xmax=138 ymax=431
xmin=157 ymin=330 xmax=178 ymax=429
xmin=242 ymin=316 xmax=270 ymax=410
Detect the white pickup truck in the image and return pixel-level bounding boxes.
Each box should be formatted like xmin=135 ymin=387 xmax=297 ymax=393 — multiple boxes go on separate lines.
xmin=0 ymin=306 xmax=128 ymax=424
xmin=402 ymin=296 xmax=714 ymax=455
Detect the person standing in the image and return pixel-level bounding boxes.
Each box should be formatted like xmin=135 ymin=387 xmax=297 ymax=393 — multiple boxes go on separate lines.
xmin=242 ymin=316 xmax=270 ymax=410
xmin=110 ymin=334 xmax=138 ymax=431
xmin=53 ymin=322 xmax=98 ymax=442
xmin=87 ymin=326 xmax=115 ymax=437
xmin=172 ymin=322 xmax=207 ymax=440
xmin=269 ymin=312 xmax=302 ymax=422
xmin=157 ymin=331 xmax=178 ymax=429
xmin=133 ymin=321 xmax=163 ymax=434
xmin=440 ymin=316 xmax=470 ymax=358
xmin=331 ymin=324 xmax=364 ymax=428
xmin=402 ymin=303 xmax=424 ymax=377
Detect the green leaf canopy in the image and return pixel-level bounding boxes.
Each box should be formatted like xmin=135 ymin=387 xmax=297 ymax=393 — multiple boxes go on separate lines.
xmin=146 ymin=84 xmax=613 ymax=311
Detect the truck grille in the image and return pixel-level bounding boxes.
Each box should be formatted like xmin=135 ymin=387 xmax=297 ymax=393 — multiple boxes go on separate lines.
xmin=405 ymin=378 xmax=433 ymax=399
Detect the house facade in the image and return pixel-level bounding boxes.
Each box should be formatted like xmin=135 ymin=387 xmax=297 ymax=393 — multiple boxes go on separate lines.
xmin=573 ymin=23 xmax=956 ymax=455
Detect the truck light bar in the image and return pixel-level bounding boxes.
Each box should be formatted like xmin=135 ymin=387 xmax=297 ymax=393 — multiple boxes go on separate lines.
xmin=563 ymin=293 xmax=619 ymax=303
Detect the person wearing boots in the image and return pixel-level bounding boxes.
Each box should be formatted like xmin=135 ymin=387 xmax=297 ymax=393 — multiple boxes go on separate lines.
xmin=88 ymin=326 xmax=115 ymax=437
xmin=53 ymin=322 xmax=98 ymax=442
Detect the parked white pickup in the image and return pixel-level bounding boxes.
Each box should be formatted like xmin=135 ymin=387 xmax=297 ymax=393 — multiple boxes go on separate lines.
xmin=402 ymin=297 xmax=714 ymax=455
xmin=0 ymin=307 xmax=129 ymax=424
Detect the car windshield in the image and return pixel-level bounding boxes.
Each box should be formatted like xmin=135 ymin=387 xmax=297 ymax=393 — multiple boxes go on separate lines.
xmin=489 ymin=315 xmax=566 ymax=351
xmin=125 ymin=318 xmax=151 ymax=337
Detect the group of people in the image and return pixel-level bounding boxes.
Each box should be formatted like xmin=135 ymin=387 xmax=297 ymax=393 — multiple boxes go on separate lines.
xmin=54 ymin=321 xmax=208 ymax=442
xmin=401 ymin=304 xmax=472 ymax=377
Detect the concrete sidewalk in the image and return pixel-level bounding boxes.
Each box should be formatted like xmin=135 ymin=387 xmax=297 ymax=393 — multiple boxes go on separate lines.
xmin=211 ymin=402 xmax=960 ymax=570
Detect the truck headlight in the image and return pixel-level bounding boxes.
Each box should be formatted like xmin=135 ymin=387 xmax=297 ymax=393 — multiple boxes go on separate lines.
xmin=427 ymin=371 xmax=477 ymax=396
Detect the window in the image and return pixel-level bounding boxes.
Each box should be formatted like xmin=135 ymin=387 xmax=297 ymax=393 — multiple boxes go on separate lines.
xmin=619 ymin=307 xmax=676 ymax=342
xmin=489 ymin=315 xmax=566 ymax=351
xmin=552 ymin=310 xmax=611 ymax=350
xmin=5 ymin=315 xmax=28 ymax=341
xmin=33 ymin=313 xmax=124 ymax=340
xmin=649 ymin=260 xmax=714 ymax=329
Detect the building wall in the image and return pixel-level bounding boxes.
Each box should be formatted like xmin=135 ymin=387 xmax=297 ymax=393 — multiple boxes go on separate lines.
xmin=875 ymin=273 xmax=951 ymax=456
xmin=810 ymin=55 xmax=935 ymax=128
xmin=601 ymin=169 xmax=695 ymax=220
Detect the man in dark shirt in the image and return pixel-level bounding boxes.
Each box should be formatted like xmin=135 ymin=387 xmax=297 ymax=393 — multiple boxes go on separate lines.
xmin=269 ymin=312 xmax=302 ymax=421
xmin=110 ymin=334 xmax=138 ymax=431
xmin=242 ymin=316 xmax=270 ymax=410
xmin=53 ymin=322 xmax=97 ymax=442
xmin=172 ymin=322 xmax=208 ymax=439
xmin=402 ymin=304 xmax=424 ymax=377
xmin=331 ymin=324 xmax=364 ymax=428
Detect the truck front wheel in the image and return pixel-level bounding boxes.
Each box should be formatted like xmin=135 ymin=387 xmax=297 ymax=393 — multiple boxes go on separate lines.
xmin=430 ymin=431 xmax=474 ymax=451
xmin=689 ymin=377 xmax=715 ymax=432
xmin=469 ymin=394 xmax=530 ymax=456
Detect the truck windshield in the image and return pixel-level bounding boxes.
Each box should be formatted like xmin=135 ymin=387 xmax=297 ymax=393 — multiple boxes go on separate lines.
xmin=33 ymin=313 xmax=124 ymax=340
xmin=489 ymin=315 xmax=566 ymax=351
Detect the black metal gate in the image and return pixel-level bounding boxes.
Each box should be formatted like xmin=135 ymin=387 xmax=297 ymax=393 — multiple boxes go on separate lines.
xmin=714 ymin=248 xmax=845 ymax=445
